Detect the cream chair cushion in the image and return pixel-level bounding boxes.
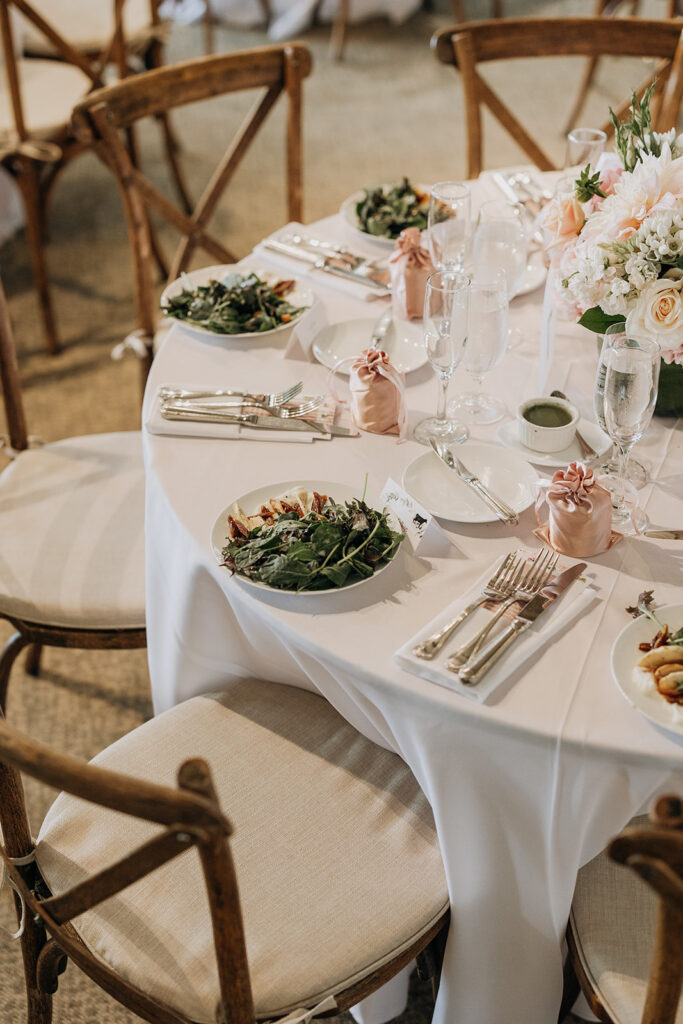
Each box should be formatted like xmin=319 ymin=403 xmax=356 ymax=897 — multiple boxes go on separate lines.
xmin=0 ymin=58 xmax=91 ymax=148
xmin=36 ymin=680 xmax=449 ymax=1024
xmin=0 ymin=432 xmax=145 ymax=629
xmin=570 ymin=816 xmax=683 ymax=1024
xmin=20 ymin=0 xmax=155 ymax=56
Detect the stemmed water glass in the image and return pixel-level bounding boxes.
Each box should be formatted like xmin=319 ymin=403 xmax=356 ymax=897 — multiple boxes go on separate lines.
xmin=594 ymin=323 xmax=650 ymax=488
xmin=564 ymin=127 xmax=607 ymax=173
xmin=427 ymin=182 xmax=471 ymax=273
xmin=471 ymin=200 xmax=527 ymax=299
xmin=414 ymin=271 xmax=470 ymax=447
xmin=449 ymin=270 xmax=509 ymax=424
xmin=602 ymin=333 xmax=660 ymax=533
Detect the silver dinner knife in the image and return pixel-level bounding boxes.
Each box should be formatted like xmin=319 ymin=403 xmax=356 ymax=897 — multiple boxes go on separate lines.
xmin=644 ymin=529 xmax=683 ymax=540
xmin=370 ymin=307 xmax=393 ymax=350
xmin=456 ymin=561 xmax=587 ymax=685
xmin=262 ymin=239 xmax=391 ymax=294
xmin=160 ymin=405 xmax=359 ymax=437
xmin=430 ymin=439 xmax=519 ymax=525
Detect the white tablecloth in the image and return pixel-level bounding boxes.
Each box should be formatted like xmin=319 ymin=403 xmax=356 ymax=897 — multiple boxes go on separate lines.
xmin=142 ymin=179 xmax=683 ymax=1024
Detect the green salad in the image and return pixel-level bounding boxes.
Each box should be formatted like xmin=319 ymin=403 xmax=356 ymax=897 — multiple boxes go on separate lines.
xmin=355 ymin=177 xmax=430 ymax=239
xmin=162 ymin=271 xmax=306 ymax=335
xmin=222 ymin=495 xmax=403 ymax=592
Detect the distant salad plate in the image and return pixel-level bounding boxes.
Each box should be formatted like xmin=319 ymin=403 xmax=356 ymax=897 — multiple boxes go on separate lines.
xmin=161 ymin=263 xmax=314 ymax=342
xmin=211 ymin=480 xmax=403 ymax=595
xmin=611 ymin=602 xmax=683 ymax=737
xmin=312 ymin=318 xmax=427 ymax=375
xmin=340 ymin=178 xmax=431 ymax=248
xmin=403 ymin=443 xmax=539 ymax=524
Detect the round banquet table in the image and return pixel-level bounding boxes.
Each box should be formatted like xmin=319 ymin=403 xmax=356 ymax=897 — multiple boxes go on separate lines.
xmin=142 ymin=175 xmax=683 ymax=1024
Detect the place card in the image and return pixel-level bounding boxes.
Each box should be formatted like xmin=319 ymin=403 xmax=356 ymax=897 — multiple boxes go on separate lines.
xmin=284 ymin=300 xmax=328 ymax=361
xmin=380 ymin=478 xmax=452 ymax=556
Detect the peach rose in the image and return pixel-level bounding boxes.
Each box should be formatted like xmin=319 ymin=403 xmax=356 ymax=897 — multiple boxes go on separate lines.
xmin=625 ymin=273 xmax=683 ymax=347
xmin=540 ymin=195 xmax=585 ymax=250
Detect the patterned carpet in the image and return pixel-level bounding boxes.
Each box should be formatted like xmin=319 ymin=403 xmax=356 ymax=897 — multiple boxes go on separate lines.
xmin=0 ymin=0 xmax=638 ymax=1017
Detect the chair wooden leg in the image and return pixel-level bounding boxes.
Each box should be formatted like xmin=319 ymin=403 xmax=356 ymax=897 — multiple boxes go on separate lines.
xmin=0 ymin=631 xmax=31 ymax=715
xmin=329 ymin=0 xmax=350 ymax=61
xmin=157 ymin=113 xmax=193 ymax=215
xmin=13 ymin=158 xmax=60 ymax=356
xmin=25 ymin=644 xmax=42 ymax=677
xmin=21 ymin=917 xmax=53 ymax=1024
xmin=451 ymin=0 xmax=466 ymax=20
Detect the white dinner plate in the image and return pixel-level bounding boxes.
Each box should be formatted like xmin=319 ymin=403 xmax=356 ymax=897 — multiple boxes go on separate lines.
xmin=312 ymin=318 xmax=427 ymax=375
xmin=402 ymin=443 xmax=539 ymax=524
xmin=496 ymin=418 xmax=612 ymax=468
xmin=161 ymin=263 xmax=314 ymax=343
xmin=339 ymin=182 xmax=431 ymax=249
xmin=611 ymin=603 xmax=683 ymax=736
xmin=211 ymin=479 xmax=400 ymax=596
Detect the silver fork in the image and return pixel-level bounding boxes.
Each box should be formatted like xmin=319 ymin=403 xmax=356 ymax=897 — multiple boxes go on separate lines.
xmin=411 ymin=552 xmax=523 ymax=661
xmin=446 ymin=549 xmax=558 ymax=670
xmin=162 ymin=396 xmax=324 ymax=419
xmin=158 ymin=381 xmax=303 ymax=406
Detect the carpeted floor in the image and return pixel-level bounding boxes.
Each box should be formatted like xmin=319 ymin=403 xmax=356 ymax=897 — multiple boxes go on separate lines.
xmin=0 ymin=0 xmax=656 ymax=1018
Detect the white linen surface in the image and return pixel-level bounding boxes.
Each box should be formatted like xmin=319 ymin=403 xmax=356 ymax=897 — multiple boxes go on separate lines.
xmin=143 ymin=175 xmax=683 ymax=1024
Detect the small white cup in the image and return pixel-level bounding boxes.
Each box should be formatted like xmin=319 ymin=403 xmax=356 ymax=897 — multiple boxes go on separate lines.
xmin=517 ymin=396 xmax=579 ymax=453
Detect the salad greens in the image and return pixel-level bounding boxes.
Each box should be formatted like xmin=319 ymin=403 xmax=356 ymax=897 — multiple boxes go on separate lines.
xmin=162 ymin=271 xmax=306 ymax=335
xmin=222 ymin=497 xmax=403 ymax=592
xmin=355 ymin=178 xmax=430 ymax=239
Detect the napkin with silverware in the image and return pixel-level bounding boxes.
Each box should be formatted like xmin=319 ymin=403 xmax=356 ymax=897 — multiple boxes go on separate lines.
xmin=394 ymin=552 xmax=597 ymax=703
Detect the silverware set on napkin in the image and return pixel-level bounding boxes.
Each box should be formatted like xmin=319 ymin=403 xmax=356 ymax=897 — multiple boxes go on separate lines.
xmin=158 ymin=382 xmax=358 ymax=437
xmin=263 ymin=236 xmax=391 ymax=294
xmin=412 ymin=549 xmax=586 ymax=685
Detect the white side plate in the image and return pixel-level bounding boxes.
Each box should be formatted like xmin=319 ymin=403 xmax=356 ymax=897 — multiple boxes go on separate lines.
xmin=312 ymin=318 xmax=427 ymax=375
xmin=496 ymin=418 xmax=612 ymax=468
xmin=611 ymin=604 xmax=683 ymax=737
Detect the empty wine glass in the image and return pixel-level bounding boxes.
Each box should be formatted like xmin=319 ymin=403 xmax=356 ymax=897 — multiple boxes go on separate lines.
xmin=603 ymin=333 xmax=660 ymax=533
xmin=594 ymin=323 xmax=650 ymax=488
xmin=427 ymin=182 xmax=471 ymax=273
xmin=449 ymin=271 xmax=508 ymax=424
xmin=471 ymin=200 xmax=527 ymax=299
xmin=564 ymin=127 xmax=607 ymax=174
xmin=414 ymin=271 xmax=470 ymax=447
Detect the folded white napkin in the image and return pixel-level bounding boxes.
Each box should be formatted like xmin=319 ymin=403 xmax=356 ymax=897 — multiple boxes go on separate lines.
xmin=145 ymin=390 xmax=336 ymax=444
xmin=394 ymin=554 xmax=597 ymax=703
xmin=253 ymin=222 xmax=391 ymax=304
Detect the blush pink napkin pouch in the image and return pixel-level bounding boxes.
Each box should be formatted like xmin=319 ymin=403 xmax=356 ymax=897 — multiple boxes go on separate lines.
xmin=329 ymin=349 xmax=407 ymax=440
xmin=388 ymin=227 xmax=435 ymax=320
xmin=535 ymin=462 xmax=620 ymax=557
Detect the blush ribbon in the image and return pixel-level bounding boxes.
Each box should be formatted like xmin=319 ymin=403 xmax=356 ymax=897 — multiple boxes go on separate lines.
xmin=327 ymin=349 xmax=408 ymax=442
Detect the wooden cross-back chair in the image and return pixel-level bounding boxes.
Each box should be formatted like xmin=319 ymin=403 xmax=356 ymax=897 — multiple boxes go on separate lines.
xmin=71 ymin=43 xmax=312 ymax=388
xmin=0 ymin=677 xmax=450 ymax=1024
xmin=0 ymin=270 xmax=146 ymax=717
xmin=0 ymin=0 xmax=190 ymax=355
xmin=564 ymin=0 xmax=683 ymax=134
xmin=565 ymin=794 xmax=683 ymax=1024
xmin=430 ymin=17 xmax=683 ymax=180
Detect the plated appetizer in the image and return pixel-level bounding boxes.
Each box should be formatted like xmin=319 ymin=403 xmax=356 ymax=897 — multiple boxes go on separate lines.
xmin=355 ymin=178 xmax=430 ymax=239
xmin=221 ymin=488 xmax=403 ymax=592
xmin=162 ymin=270 xmax=306 ymax=335
xmin=628 ymin=591 xmax=683 ymax=706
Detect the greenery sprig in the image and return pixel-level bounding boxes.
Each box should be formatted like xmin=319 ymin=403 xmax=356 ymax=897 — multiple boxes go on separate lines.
xmin=574 ymin=165 xmax=606 ymax=203
xmin=610 ymin=83 xmax=660 ymax=173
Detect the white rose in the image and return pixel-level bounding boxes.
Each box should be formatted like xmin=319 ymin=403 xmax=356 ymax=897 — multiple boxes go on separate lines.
xmin=625 ymin=275 xmax=683 ymax=345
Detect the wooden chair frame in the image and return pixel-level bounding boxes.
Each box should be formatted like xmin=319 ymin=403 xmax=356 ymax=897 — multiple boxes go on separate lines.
xmin=0 ymin=273 xmax=146 ymax=714
xmin=431 ymin=17 xmax=683 ymax=179
xmin=71 ymin=44 xmax=312 ymax=387
xmin=564 ymin=794 xmax=683 ymax=1024
xmin=0 ymin=0 xmax=190 ymax=355
xmin=0 ymin=710 xmax=450 ymax=1024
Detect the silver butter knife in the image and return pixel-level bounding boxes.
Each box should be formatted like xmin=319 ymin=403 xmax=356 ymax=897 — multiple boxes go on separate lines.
xmin=263 ymin=239 xmax=391 ymax=294
xmin=160 ymin=406 xmax=358 ymax=437
xmin=456 ymin=561 xmax=587 ymax=685
xmin=430 ymin=439 xmax=519 ymax=525
xmin=370 ymin=307 xmax=393 ymax=350
xmin=644 ymin=529 xmax=683 ymax=539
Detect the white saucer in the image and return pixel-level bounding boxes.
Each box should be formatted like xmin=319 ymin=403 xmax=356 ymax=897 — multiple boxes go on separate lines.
xmin=496 ymin=418 xmax=612 ymax=468
xmin=312 ymin=318 xmax=427 ymax=375
xmin=402 ymin=442 xmax=539 ymax=523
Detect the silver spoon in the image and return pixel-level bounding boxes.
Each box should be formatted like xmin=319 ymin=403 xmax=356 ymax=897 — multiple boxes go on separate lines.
xmin=550 ymin=389 xmax=598 ymax=459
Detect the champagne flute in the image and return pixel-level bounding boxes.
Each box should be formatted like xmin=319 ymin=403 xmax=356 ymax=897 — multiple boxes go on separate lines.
xmin=449 ymin=270 xmax=508 ymax=424
xmin=603 ymin=333 xmax=660 ymax=533
xmin=414 ymin=271 xmax=470 ymax=447
xmin=427 ymin=182 xmax=471 ymax=273
xmin=564 ymin=127 xmax=607 ymax=174
xmin=471 ymin=200 xmax=527 ymax=299
xmin=594 ymin=322 xmax=650 ymax=487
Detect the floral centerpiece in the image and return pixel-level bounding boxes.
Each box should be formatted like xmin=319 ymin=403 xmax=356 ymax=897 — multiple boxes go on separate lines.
xmin=541 ymin=86 xmax=683 ymax=415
